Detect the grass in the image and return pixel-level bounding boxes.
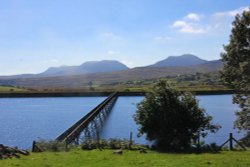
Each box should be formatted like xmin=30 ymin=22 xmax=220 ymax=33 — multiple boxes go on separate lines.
xmin=1 ymin=149 xmax=250 ymax=167
xmin=0 ymin=86 xmax=27 ymax=92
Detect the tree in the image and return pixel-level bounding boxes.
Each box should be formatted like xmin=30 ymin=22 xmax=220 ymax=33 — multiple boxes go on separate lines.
xmin=220 ymin=9 xmax=250 ymax=131
xmin=134 ymin=81 xmax=219 ymax=150
xmin=88 ymin=81 xmax=94 ymax=91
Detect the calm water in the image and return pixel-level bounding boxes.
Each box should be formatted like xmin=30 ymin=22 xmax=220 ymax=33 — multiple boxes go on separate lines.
xmin=0 ymin=97 xmax=106 ymax=148
xmin=0 ymin=95 xmax=244 ymax=149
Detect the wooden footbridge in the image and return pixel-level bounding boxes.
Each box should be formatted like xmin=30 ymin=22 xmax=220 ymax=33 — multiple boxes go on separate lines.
xmin=56 ymin=92 xmax=118 ymax=144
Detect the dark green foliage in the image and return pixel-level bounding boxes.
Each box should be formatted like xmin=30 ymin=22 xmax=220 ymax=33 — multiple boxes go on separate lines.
xmin=134 ymin=81 xmax=220 ymax=151
xmin=239 ymin=133 xmax=250 ymax=147
xmin=220 ymin=9 xmax=250 ymax=131
xmin=35 ymin=140 xmax=68 ymax=152
xmin=81 ymin=138 xmax=132 ymax=150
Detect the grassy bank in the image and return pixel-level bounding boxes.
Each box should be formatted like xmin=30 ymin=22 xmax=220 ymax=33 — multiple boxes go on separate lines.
xmin=1 ymin=149 xmax=249 ymax=167
xmin=0 ymin=86 xmax=27 ymax=92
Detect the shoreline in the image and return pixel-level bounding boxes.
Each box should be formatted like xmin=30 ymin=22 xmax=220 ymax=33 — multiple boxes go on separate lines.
xmin=0 ymin=90 xmax=235 ymax=98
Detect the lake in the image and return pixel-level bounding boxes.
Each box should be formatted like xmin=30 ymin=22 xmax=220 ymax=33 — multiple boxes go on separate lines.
xmin=0 ymin=95 xmax=245 ymax=149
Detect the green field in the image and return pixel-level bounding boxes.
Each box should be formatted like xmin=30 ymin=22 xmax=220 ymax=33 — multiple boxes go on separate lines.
xmin=0 ymin=86 xmax=27 ymax=92
xmin=1 ymin=150 xmax=249 ymax=167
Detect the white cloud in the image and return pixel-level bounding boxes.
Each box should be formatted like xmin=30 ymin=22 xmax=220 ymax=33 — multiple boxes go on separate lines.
xmin=172 ymin=20 xmax=208 ymax=34
xmin=171 ymin=7 xmax=249 ymax=34
xmin=50 ymin=59 xmax=59 ymax=63
xmin=170 ymin=6 xmax=249 ymax=35
xmin=173 ymin=20 xmax=187 ymax=27
xmin=179 ymin=24 xmax=207 ymax=34
xmin=154 ymin=36 xmax=172 ymax=42
xmin=107 ymin=50 xmax=119 ymax=55
xmin=172 ymin=13 xmax=208 ymax=34
xmin=213 ymin=6 xmax=249 ymax=18
xmin=185 ymin=13 xmax=201 ymax=21
xmin=209 ymin=6 xmax=250 ymax=32
xmin=121 ymin=60 xmax=136 ymax=68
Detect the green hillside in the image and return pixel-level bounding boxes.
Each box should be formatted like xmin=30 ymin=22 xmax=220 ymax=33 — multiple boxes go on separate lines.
xmin=0 ymin=86 xmax=27 ymax=93
xmin=1 ymin=149 xmax=249 ymax=167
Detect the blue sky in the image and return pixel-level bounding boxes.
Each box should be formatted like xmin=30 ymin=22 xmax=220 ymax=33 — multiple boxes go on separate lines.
xmin=0 ymin=0 xmax=249 ymax=75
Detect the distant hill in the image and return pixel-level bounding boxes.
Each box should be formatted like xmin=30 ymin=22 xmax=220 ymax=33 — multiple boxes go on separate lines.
xmin=151 ymin=54 xmax=208 ymax=67
xmin=0 ymin=60 xmax=223 ymax=89
xmin=39 ymin=60 xmax=129 ymax=76
xmin=193 ymin=60 xmax=222 ymax=70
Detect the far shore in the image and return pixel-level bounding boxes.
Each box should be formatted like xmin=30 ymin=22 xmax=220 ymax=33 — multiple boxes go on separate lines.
xmin=0 ymin=90 xmax=236 ymax=98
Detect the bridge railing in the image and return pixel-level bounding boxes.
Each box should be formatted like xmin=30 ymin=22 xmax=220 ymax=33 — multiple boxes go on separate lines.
xmin=56 ymin=92 xmax=117 ymax=143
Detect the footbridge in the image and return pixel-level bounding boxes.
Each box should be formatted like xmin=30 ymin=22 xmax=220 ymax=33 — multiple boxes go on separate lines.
xmin=56 ymin=92 xmax=118 ymax=144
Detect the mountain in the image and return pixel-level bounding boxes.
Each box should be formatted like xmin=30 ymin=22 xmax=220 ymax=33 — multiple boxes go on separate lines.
xmin=39 ymin=60 xmax=129 ymax=76
xmin=151 ymin=54 xmax=208 ymax=67
xmin=193 ymin=60 xmax=222 ymax=70
xmin=0 ymin=60 xmax=222 ymax=89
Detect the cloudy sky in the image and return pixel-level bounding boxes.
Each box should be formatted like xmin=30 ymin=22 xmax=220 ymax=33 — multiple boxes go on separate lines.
xmin=0 ymin=0 xmax=249 ymax=75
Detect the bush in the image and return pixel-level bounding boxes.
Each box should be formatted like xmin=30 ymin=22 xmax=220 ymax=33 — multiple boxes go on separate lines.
xmin=134 ymin=81 xmax=220 ymax=151
xmin=35 ymin=140 xmax=68 ymax=152
xmin=81 ymin=138 xmax=133 ymax=150
xmin=239 ymin=133 xmax=250 ymax=147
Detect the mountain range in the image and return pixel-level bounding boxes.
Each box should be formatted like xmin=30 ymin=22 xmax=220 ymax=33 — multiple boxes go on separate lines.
xmin=0 ymin=54 xmax=223 ymax=89
xmin=40 ymin=60 xmax=129 ymax=77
